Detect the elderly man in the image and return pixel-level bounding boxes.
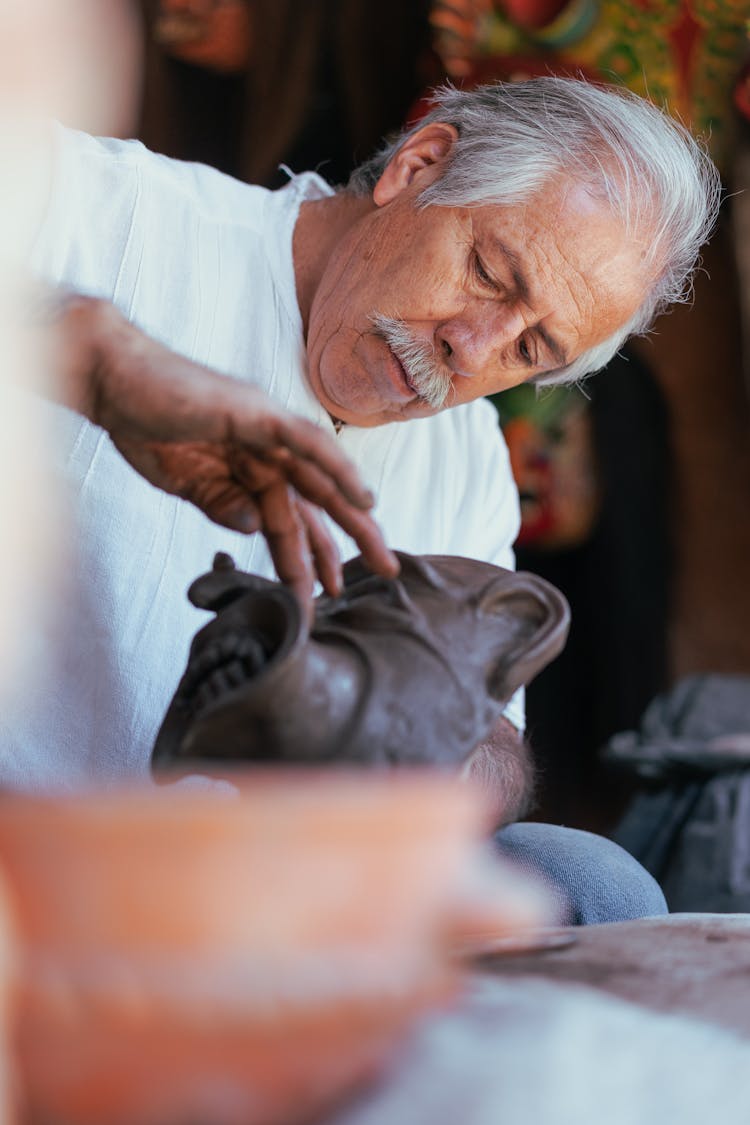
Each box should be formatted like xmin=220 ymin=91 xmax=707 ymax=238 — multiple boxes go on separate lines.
xmin=15 ymin=77 xmax=718 ymax=922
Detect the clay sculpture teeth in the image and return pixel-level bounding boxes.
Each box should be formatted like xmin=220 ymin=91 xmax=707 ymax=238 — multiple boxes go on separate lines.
xmin=182 ymin=635 xmax=271 ymax=718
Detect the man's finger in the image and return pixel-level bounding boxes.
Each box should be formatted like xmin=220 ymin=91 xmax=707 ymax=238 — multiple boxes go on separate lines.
xmin=230 ymin=444 xmax=399 ymax=578
xmin=296 ymin=487 xmax=399 ymax=580
xmin=257 ymin=480 xmax=315 ymax=610
xmin=179 ymin=475 xmax=263 ymax=534
xmin=246 ymin=412 xmax=376 ymax=509
xmin=298 ymin=499 xmax=343 ymax=597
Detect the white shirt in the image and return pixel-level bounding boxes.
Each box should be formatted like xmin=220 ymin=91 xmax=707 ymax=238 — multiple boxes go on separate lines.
xmin=3 ymin=127 xmax=522 ymax=791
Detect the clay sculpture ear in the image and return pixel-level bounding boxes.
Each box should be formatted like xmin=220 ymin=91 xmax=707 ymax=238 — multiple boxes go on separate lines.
xmin=480 ymin=572 xmax=571 ymax=704
xmin=188 ymin=552 xmax=281 ymax=612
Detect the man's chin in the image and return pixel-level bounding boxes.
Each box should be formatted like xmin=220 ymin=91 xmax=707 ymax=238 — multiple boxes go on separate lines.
xmin=367 ymin=398 xmax=446 ymax=426
xmin=380 ymin=399 xmax=445 ymax=426
xmin=317 ymin=373 xmax=447 ymax=426
xmin=321 ymin=391 xmax=440 ymax=428
xmin=403 ymin=396 xmax=444 ymax=419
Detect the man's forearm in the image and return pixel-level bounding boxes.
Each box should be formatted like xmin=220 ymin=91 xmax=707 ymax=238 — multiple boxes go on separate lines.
xmin=27 ymin=285 xmax=397 ymax=600
xmin=32 ymin=287 xmax=111 ymax=421
xmin=462 ymin=715 xmax=536 ymax=829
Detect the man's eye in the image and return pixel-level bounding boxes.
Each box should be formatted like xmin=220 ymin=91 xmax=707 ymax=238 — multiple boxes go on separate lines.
xmin=519 ymin=338 xmax=534 ymax=367
xmin=472 ymin=252 xmax=497 ymax=291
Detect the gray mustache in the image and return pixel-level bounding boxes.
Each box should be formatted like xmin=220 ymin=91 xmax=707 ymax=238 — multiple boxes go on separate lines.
xmin=370 ymin=314 xmax=452 ymax=409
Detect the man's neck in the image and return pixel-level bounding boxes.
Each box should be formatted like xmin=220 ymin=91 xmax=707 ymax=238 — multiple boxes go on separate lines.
xmin=293 ymin=191 xmax=374 ymax=338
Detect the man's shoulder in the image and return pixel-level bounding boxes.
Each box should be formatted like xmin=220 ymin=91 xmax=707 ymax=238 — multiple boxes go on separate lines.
xmin=50 ymin=124 xmax=271 ymax=231
xmin=34 ymin=126 xmax=289 ymax=315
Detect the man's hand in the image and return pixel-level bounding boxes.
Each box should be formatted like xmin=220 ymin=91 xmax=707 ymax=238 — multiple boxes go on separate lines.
xmin=462 ymin=715 xmax=536 ymax=829
xmin=49 ymin=293 xmax=399 ymax=607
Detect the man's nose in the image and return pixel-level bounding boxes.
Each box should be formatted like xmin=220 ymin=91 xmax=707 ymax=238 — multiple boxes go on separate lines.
xmin=436 ymin=306 xmax=523 ymax=376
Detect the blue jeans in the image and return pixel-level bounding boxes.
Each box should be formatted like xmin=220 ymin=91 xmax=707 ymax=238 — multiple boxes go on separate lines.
xmin=494 ymin=822 xmax=668 ymax=925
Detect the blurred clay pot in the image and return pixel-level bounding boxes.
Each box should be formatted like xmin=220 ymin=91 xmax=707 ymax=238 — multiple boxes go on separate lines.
xmin=0 ymin=872 xmax=17 ymax=1125
xmin=0 ymin=773 xmax=541 ymax=1125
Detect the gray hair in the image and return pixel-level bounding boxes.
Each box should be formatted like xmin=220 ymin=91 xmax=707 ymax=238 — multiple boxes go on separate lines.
xmin=348 ymin=78 xmax=722 ymax=386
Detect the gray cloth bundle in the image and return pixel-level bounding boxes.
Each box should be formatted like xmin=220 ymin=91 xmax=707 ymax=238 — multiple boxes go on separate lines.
xmin=607 ymin=675 xmax=750 ymax=912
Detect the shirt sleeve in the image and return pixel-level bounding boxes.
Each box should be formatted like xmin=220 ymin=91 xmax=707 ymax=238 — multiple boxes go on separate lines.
xmin=30 ymin=125 xmax=144 ymax=303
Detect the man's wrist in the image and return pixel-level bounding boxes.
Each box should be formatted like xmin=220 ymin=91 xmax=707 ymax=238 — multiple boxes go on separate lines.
xmin=38 ymin=290 xmax=122 ymax=424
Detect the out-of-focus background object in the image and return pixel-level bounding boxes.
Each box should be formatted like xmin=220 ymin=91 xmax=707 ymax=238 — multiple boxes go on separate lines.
xmin=0 ymin=775 xmax=547 ymax=1125
xmin=139 ymin=0 xmax=438 ymax=187
xmin=606 ymin=673 xmax=750 ymax=914
xmin=1 ymin=0 xmax=143 ymax=137
xmin=329 ymin=951 xmax=750 ymax=1125
xmin=0 ymin=0 xmax=142 ymax=701
xmin=0 ymin=8 xmax=144 ymax=1123
xmin=0 ymin=876 xmax=15 ymax=1125
xmin=154 ymin=0 xmax=253 ymax=74
xmin=477 ymin=913 xmax=750 ymax=1038
xmin=429 ymin=0 xmax=747 ymax=170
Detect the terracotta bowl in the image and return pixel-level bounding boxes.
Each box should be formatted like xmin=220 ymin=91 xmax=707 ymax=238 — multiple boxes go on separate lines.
xmin=0 ymin=773 xmax=544 ymax=1125
xmin=0 ymin=874 xmax=16 ymax=1124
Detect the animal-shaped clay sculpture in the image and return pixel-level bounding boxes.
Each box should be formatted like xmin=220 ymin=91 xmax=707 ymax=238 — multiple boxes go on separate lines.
xmin=152 ymin=551 xmax=570 ymax=775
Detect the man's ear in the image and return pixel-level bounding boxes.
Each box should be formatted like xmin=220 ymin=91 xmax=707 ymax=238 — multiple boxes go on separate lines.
xmin=373 ymin=122 xmax=458 ymax=207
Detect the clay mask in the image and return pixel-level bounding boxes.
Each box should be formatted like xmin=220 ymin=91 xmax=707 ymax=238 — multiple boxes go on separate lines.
xmin=152 ymin=551 xmax=569 ymax=775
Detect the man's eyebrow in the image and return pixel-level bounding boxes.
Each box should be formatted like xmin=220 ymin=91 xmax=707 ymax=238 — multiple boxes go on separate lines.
xmin=490 ymin=236 xmax=569 ymax=370
xmin=535 ymin=323 xmax=569 ymax=370
xmin=490 ymin=236 xmax=531 ymax=302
